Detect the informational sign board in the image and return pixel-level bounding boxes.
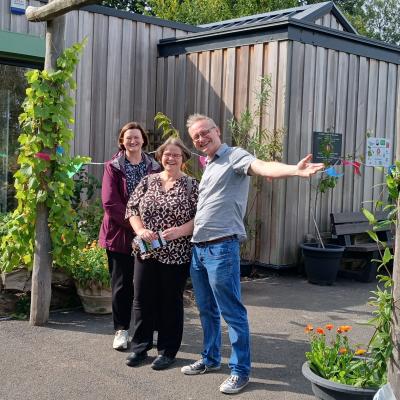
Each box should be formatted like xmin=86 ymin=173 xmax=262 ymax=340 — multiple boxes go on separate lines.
xmin=10 ymin=0 xmax=27 ymax=15
xmin=365 ymin=137 xmax=391 ymax=167
xmin=312 ymin=132 xmax=342 ymax=165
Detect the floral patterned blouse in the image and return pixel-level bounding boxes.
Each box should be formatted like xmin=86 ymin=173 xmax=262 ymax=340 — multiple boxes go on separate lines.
xmin=125 ymin=173 xmax=199 ymax=264
xmin=124 ymin=156 xmax=147 ymax=197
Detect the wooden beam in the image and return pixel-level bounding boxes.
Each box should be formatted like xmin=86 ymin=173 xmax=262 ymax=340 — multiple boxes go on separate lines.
xmin=26 ymin=0 xmax=99 ymax=22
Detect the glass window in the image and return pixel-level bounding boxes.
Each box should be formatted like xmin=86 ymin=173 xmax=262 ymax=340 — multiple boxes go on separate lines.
xmin=0 ymin=63 xmax=32 ymax=212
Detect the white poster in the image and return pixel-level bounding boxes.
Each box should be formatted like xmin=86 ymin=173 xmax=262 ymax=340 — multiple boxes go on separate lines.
xmin=10 ymin=0 xmax=27 ymax=15
xmin=365 ymin=137 xmax=391 ymax=167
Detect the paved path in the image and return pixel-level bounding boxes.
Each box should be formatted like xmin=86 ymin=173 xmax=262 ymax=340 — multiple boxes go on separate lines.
xmin=0 ymin=273 xmax=377 ymax=400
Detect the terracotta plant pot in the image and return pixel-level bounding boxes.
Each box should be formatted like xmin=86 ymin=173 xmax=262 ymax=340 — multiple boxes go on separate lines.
xmin=76 ymin=285 xmax=112 ymax=314
xmin=302 ymin=361 xmax=378 ymax=400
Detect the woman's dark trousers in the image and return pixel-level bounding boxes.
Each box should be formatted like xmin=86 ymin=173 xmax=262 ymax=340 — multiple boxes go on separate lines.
xmin=131 ymin=257 xmax=189 ymax=358
xmin=107 ymin=250 xmax=134 ymax=331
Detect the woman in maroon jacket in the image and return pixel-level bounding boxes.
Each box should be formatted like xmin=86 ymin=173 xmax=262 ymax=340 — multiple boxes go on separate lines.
xmin=99 ymin=121 xmax=160 ymax=350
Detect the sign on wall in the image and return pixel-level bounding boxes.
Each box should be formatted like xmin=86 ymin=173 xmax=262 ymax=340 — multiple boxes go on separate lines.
xmin=10 ymin=0 xmax=27 ymax=15
xmin=365 ymin=137 xmax=391 ymax=167
xmin=312 ymin=132 xmax=343 ymax=165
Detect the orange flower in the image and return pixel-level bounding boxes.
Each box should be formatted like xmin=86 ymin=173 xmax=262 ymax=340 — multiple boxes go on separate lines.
xmin=339 ymin=347 xmax=347 ymax=354
xmin=305 ymin=324 xmax=314 ymax=333
xmin=355 ymin=349 xmax=367 ymax=356
xmin=316 ymin=327 xmax=325 ymax=335
xmin=339 ymin=325 xmax=352 ymax=333
xmin=337 ymin=327 xmax=343 ymax=334
xmin=325 ymin=324 xmax=334 ymax=331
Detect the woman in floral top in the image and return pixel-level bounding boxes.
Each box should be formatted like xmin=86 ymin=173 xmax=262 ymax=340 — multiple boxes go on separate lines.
xmin=125 ymin=137 xmax=198 ymax=371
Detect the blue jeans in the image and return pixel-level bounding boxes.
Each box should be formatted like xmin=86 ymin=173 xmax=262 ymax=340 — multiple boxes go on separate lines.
xmin=190 ymin=238 xmax=251 ymax=377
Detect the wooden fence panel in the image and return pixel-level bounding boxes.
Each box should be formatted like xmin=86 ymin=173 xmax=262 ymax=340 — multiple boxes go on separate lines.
xmin=353 ymin=57 xmax=369 ymax=211
xmin=221 ymin=48 xmax=235 ymax=143
xmin=323 ymin=49 xmax=338 ymax=231
xmin=333 ymin=52 xmax=348 ymax=213
xmin=373 ymin=61 xmax=389 ymax=202
xmin=146 ymin=24 xmax=163 ymax=133
xmin=119 ymin=19 xmax=137 ymax=126
xmin=269 ymin=40 xmax=289 ymax=265
xmin=89 ymin=13 xmax=109 ymax=178
xmin=134 ymin=22 xmax=149 ymax=127
xmin=342 ymin=54 xmax=358 ymax=212
xmin=363 ymin=59 xmax=379 ymax=209
xmin=386 ymin=64 xmax=397 ymax=164
xmin=259 ymin=42 xmax=279 ymax=264
xmin=74 ymin=12 xmax=93 ymax=160
xmin=196 ymin=51 xmax=210 ymax=114
xmin=208 ymin=49 xmax=223 ymax=127
xmin=284 ymin=41 xmax=305 ymax=262
xmin=298 ymin=44 xmax=316 ymax=246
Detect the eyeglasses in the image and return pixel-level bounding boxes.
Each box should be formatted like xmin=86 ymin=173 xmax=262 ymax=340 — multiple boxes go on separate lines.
xmin=162 ymin=152 xmax=182 ymax=159
xmin=191 ymin=127 xmax=216 ymax=142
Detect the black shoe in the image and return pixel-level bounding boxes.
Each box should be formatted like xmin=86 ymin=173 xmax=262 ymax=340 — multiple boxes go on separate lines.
xmin=151 ymin=355 xmax=176 ymax=370
xmin=126 ymin=352 xmax=148 ymax=367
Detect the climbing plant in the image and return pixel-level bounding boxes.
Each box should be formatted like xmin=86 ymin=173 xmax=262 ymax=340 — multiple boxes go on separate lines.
xmin=0 ymin=40 xmax=89 ymax=273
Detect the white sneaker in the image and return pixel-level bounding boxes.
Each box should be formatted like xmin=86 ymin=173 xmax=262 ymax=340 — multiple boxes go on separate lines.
xmin=113 ymin=330 xmax=129 ymax=350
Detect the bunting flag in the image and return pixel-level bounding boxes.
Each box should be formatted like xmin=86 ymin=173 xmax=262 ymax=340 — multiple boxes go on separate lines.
xmin=35 ymin=152 xmax=51 ymax=161
xmin=67 ymin=162 xmax=83 ymax=178
xmin=325 ymin=166 xmax=344 ymax=178
xmin=342 ymin=160 xmax=361 ymax=175
xmin=199 ymin=156 xmax=207 ymax=168
xmin=56 ymin=146 xmax=65 ymax=155
xmin=388 ymin=165 xmax=396 ymax=176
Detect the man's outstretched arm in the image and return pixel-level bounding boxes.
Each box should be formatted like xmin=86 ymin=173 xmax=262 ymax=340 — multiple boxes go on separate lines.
xmin=248 ymin=154 xmax=324 ymax=179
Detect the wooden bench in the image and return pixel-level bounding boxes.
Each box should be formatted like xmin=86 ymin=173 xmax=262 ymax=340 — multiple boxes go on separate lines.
xmin=330 ymin=211 xmax=394 ymax=282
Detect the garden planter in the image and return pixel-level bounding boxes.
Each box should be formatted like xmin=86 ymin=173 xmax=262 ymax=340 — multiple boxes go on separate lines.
xmin=300 ymin=243 xmax=345 ymax=285
xmin=76 ymin=285 xmax=112 ymax=314
xmin=1 ymin=267 xmax=31 ymax=291
xmin=240 ymin=259 xmax=253 ymax=277
xmin=302 ymin=361 xmax=378 ymax=400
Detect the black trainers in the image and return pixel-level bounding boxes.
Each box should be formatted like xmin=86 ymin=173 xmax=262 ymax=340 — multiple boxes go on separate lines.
xmin=181 ymin=359 xmax=221 ymax=375
xmin=151 ymin=355 xmax=176 ymax=370
xmin=126 ymin=351 xmax=148 ymax=367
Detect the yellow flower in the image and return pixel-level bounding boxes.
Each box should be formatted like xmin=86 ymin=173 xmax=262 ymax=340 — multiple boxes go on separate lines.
xmin=355 ymin=349 xmax=367 ymax=356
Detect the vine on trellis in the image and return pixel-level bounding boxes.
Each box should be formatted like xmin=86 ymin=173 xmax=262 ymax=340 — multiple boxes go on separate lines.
xmin=0 ymin=40 xmax=89 ymax=273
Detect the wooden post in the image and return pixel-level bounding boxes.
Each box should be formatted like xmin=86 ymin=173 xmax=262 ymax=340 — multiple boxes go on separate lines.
xmin=388 ymin=125 xmax=400 ymax=398
xmin=27 ymin=0 xmax=98 ymax=325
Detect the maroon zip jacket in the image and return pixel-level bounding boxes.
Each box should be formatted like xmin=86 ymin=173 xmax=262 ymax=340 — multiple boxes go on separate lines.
xmin=99 ymin=151 xmax=161 ymax=254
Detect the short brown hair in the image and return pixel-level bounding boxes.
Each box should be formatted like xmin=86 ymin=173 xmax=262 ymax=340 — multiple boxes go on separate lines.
xmin=155 ymin=137 xmax=191 ymax=164
xmin=118 ymin=121 xmax=148 ymax=150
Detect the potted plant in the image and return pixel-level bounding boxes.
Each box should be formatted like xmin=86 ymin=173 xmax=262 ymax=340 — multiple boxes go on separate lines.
xmin=302 ymin=230 xmax=394 ymax=399
xmin=300 ymin=133 xmax=353 ymax=284
xmin=69 ymin=240 xmax=111 ymax=314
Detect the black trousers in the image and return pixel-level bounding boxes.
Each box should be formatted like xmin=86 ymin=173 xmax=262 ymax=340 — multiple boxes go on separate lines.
xmin=107 ymin=250 xmax=134 ymax=331
xmin=131 ymin=257 xmax=189 ymax=358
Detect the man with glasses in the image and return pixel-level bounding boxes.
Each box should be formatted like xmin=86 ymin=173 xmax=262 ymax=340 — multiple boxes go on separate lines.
xmin=181 ymin=114 xmax=324 ymax=394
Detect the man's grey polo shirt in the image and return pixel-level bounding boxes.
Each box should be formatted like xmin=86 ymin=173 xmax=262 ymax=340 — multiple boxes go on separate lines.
xmin=192 ymin=144 xmax=256 ymax=243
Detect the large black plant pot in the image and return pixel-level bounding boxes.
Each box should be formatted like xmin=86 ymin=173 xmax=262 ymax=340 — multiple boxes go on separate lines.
xmin=302 ymin=362 xmax=378 ymax=400
xmin=300 ymin=243 xmax=345 ymax=285
xmin=240 ymin=259 xmax=253 ymax=277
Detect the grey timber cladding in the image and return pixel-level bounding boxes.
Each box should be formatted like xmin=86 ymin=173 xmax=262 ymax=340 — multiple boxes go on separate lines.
xmin=61 ymin=8 xmax=194 ymax=183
